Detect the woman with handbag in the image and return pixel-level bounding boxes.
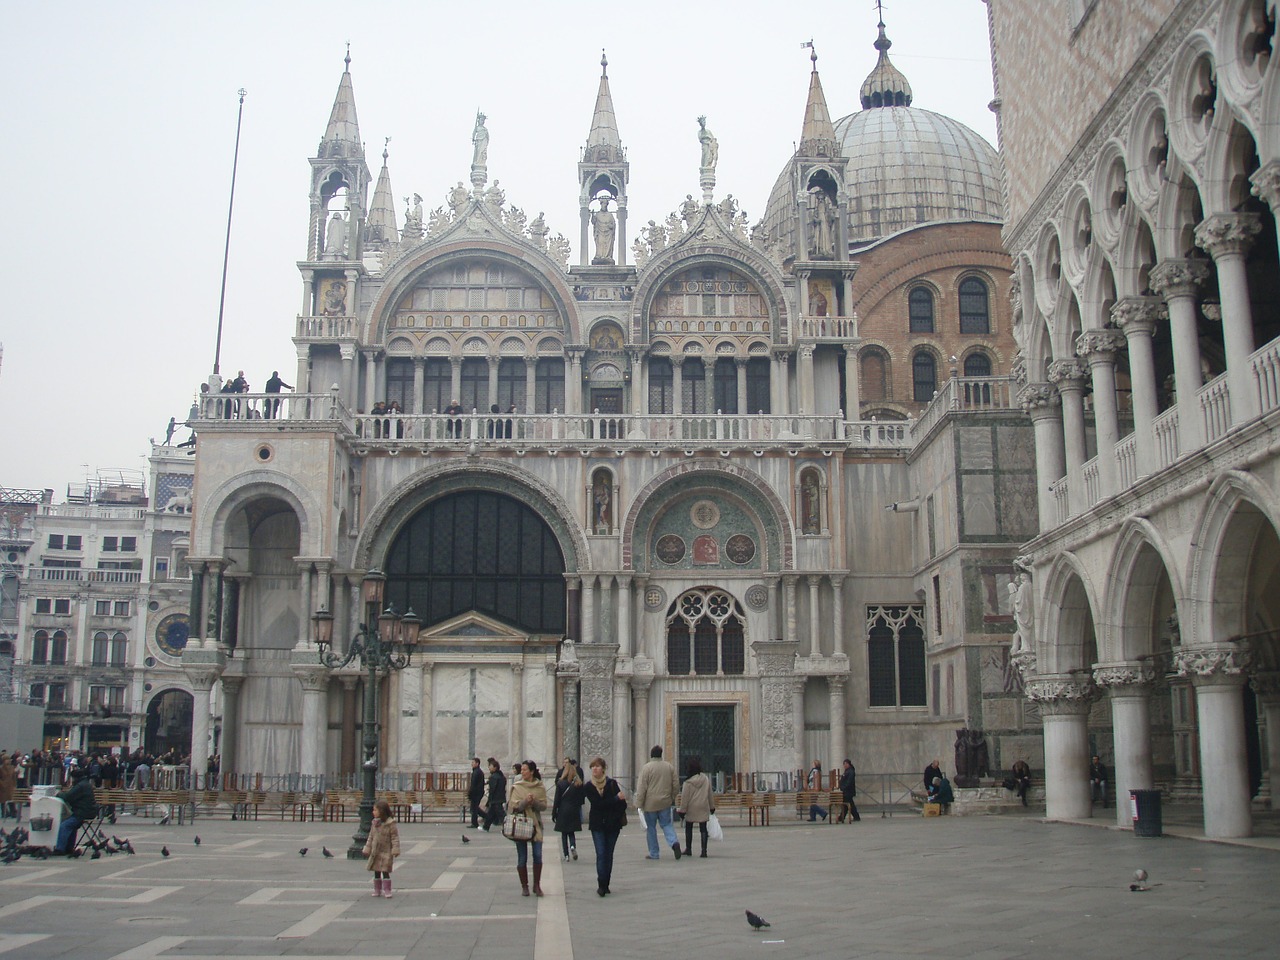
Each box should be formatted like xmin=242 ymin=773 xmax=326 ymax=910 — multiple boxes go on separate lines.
xmin=507 ymin=760 xmax=548 ymax=897
xmin=677 ymin=757 xmax=713 ymax=859
xmin=581 ymin=756 xmax=628 ymax=897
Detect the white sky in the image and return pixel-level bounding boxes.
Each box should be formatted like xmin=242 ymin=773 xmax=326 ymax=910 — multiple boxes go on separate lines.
xmin=1 ymin=0 xmax=997 ymax=497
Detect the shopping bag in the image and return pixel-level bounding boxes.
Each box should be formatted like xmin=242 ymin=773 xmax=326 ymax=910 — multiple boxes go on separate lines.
xmin=706 ymin=813 xmax=724 ymax=841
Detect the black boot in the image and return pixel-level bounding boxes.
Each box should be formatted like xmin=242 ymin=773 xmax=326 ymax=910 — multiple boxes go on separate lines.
xmin=672 ymin=842 xmax=682 ymax=860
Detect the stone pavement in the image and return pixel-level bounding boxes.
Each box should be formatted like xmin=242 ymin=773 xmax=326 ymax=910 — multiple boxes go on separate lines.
xmin=0 ymin=804 xmax=1276 ymax=959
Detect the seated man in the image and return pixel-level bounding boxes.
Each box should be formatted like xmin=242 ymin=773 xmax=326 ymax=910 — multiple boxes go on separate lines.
xmin=54 ymin=766 xmax=96 ymax=855
xmin=1011 ymin=759 xmax=1032 ymax=807
xmin=1089 ymin=756 xmax=1108 ymax=808
xmin=928 ymin=775 xmax=955 ymax=812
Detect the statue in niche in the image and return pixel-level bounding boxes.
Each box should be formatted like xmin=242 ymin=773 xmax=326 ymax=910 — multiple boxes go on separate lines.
xmin=471 ymin=111 xmax=489 ymax=166
xmin=447 ymin=181 xmax=470 ymax=215
xmin=324 ymin=211 xmax=347 ymax=256
xmin=592 ymin=472 xmax=612 ymax=534
xmin=697 ymin=116 xmax=718 ymax=171
xmin=592 ymin=196 xmax=617 ymax=264
xmin=807 ymin=186 xmax=837 ymax=259
xmin=1009 ymin=572 xmax=1033 ymax=654
xmin=801 ymin=471 xmax=821 ymax=534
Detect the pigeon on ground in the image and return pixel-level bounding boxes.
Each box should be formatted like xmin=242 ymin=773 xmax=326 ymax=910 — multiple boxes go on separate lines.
xmin=746 ymin=910 xmax=770 ymax=929
xmin=322 ymin=847 xmax=334 ymax=858
xmin=461 ymin=834 xmax=471 ymax=843
xmin=194 ymin=836 xmax=201 ymax=845
xmin=90 ymin=849 xmax=101 ymax=860
xmin=161 ymin=846 xmax=170 ymax=858
xmin=112 ymin=835 xmax=125 ymax=847
xmin=158 ymin=813 xmax=171 ymax=826
xmin=1130 ymin=868 xmax=1150 ymax=892
xmin=299 ymin=847 xmax=308 ymax=856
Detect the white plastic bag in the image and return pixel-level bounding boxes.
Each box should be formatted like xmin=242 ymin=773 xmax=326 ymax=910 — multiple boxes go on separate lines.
xmin=707 ymin=813 xmax=724 ymax=841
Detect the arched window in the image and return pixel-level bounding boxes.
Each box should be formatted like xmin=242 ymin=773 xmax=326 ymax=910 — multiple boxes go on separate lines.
xmin=386 ymin=358 xmax=415 ymax=412
xmin=959 ymin=277 xmax=991 ymax=334
xmin=682 ymin=358 xmax=707 ymax=414
xmin=497 ymin=358 xmax=526 ymax=411
xmin=92 ymin=631 xmax=109 ymax=665
xmin=963 ymin=353 xmax=992 ymax=377
xmin=111 ymin=631 xmax=128 ymax=666
xmin=423 ymin=358 xmax=451 ymax=413
xmin=908 ymin=287 xmax=935 ymax=333
xmin=912 ymin=352 xmax=938 ymax=402
xmin=860 ymin=348 xmax=889 ymax=401
xmin=746 ymin=357 xmax=771 ymax=414
xmin=31 ymin=630 xmax=48 ymax=665
xmin=867 ymin=605 xmax=927 ymax=707
xmin=50 ymin=630 xmax=68 ymax=666
xmin=535 ymin=358 xmax=565 ymax=413
xmin=713 ymin=357 xmax=738 ymax=414
xmin=649 ymin=357 xmax=673 ymax=414
xmin=665 ymin=589 xmax=747 ymax=676
xmin=460 ymin=358 xmax=488 ymax=412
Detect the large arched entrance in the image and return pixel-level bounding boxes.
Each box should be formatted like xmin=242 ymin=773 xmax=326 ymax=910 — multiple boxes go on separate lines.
xmin=145 ymin=688 xmax=193 ymax=758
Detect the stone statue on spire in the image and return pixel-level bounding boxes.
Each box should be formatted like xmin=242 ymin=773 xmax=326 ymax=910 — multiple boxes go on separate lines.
xmin=472 ymin=112 xmax=490 ymax=167
xmin=591 ymin=195 xmax=617 ymax=264
xmin=697 ymin=116 xmax=718 ymax=172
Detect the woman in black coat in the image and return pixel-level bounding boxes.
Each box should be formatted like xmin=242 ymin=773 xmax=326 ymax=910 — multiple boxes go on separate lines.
xmin=481 ymin=758 xmax=507 ymax=832
xmin=552 ymin=759 xmax=583 ymax=861
xmin=581 ymin=756 xmax=627 ymax=897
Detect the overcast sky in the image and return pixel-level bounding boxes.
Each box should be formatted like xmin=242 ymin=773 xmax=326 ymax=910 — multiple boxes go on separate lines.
xmin=1 ymin=0 xmax=997 ymax=497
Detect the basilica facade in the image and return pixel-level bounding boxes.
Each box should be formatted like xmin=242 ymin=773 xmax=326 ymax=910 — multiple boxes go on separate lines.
xmin=180 ymin=32 xmax=1033 ymax=788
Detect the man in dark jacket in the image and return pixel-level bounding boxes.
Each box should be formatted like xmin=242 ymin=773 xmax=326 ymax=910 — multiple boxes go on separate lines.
xmin=837 ymin=758 xmax=861 ymax=822
xmin=467 ymin=757 xmax=486 ymax=828
xmin=1089 ymin=756 xmax=1108 ymax=808
xmin=481 ymin=758 xmax=507 ymax=832
xmin=54 ymin=767 xmax=96 ymax=854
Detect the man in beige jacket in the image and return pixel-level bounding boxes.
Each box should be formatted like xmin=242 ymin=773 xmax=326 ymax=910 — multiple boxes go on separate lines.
xmin=635 ymin=745 xmax=681 ymax=859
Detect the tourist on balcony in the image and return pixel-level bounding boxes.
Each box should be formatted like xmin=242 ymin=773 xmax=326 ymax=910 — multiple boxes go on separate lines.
xmin=505 ymin=402 xmax=517 ymax=439
xmin=263 ymin=371 xmax=293 ymax=419
xmin=370 ymin=401 xmax=388 ymax=439
xmin=487 ymin=404 xmax=501 ymax=439
xmin=444 ymin=400 xmax=464 ymax=438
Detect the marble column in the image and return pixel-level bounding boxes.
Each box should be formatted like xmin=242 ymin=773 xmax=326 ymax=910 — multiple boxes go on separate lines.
xmin=843 ymin=345 xmax=861 ymax=420
xmin=631 ymin=675 xmax=652 ymax=778
xmin=1177 ymin=646 xmax=1255 ymax=838
xmin=735 ymin=358 xmax=748 ymax=415
xmin=827 ymin=675 xmax=847 ymax=766
xmin=488 ymin=356 xmax=499 ymax=407
xmin=1249 ymin=671 xmax=1280 ymax=809
xmin=219 ymin=675 xmax=242 ymax=777
xmin=297 ymin=560 xmax=313 ymax=648
xmin=783 ymin=575 xmax=799 ymax=647
xmin=340 ymin=344 xmax=356 ymax=410
xmin=1095 ymin=661 xmax=1158 ymax=828
xmin=672 ymin=357 xmax=684 ymax=416
xmin=612 ymin=677 xmax=631 ymax=782
xmin=413 ymin=359 xmax=425 ymax=414
xmin=798 ymin=345 xmax=815 ymax=414
xmin=182 ymin=643 xmax=226 ymax=785
xmin=830 ymin=575 xmax=846 ymax=657
xmin=525 ymin=360 xmax=537 ymax=414
xmin=511 ymin=663 xmax=525 ymax=759
xmin=187 ymin=560 xmax=205 ymax=640
xmin=1025 ymin=676 xmax=1099 ymax=819
xmin=792 ymin=676 xmax=808 ymax=774
xmin=566 ymin=577 xmax=581 ymax=643
xmin=1047 ymin=359 xmax=1090 ymax=516
xmin=582 ymin=575 xmax=596 ymax=645
xmin=364 ymin=351 xmax=377 ymax=413
xmin=1249 ymin=160 xmax=1280 ymax=257
xmin=1150 ymin=258 xmax=1210 ymax=452
xmin=420 ymin=663 xmax=434 ymax=772
xmin=1076 ymin=328 xmax=1127 ymax=498
xmin=560 ymin=669 xmax=581 ymax=763
xmin=450 ymin=358 xmax=462 ymax=406
xmin=616 ymin=575 xmax=633 ymax=658
xmin=296 ymin=343 xmax=310 ymax=398
xmin=1196 ymin=213 xmax=1264 ymax=424
xmin=291 ymin=659 xmax=331 ymax=780
xmin=806 ymin=576 xmax=821 ymax=657
xmin=1112 ymin=297 xmax=1164 ymax=476
xmin=340 ymin=674 xmax=358 ymax=776
xmin=1021 ymin=385 xmax=1065 ymax=531
xmin=567 ymin=352 xmax=582 ymax=414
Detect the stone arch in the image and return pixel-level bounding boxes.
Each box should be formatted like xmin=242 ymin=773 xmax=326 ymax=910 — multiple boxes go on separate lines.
xmin=621 ymin=461 xmax=795 ymax=573
xmin=354 ymin=460 xmax=589 ymax=575
xmin=1040 ymin=551 xmax=1103 ymax=674
xmin=196 ymin=470 xmax=322 ymax=558
xmin=1103 ymin=518 xmax=1185 ymax=663
xmin=1187 ymin=469 xmax=1280 ymax=646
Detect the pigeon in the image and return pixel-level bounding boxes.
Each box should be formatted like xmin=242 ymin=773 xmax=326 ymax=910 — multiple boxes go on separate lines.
xmin=194 ymin=836 xmax=201 ymax=846
xmin=746 ymin=910 xmax=770 ymax=930
xmin=122 ymin=840 xmax=136 ymax=855
xmin=158 ymin=813 xmax=171 ymax=826
xmin=1130 ymin=868 xmax=1150 ymax=892
xmin=90 ymin=849 xmax=101 ymax=860
xmin=460 ymin=834 xmax=471 ymax=844
xmin=299 ymin=847 xmax=308 ymax=857
xmin=112 ymin=835 xmax=126 ymax=847
xmin=161 ymin=845 xmax=170 ymax=858
xmin=322 ymin=847 xmax=334 ymax=858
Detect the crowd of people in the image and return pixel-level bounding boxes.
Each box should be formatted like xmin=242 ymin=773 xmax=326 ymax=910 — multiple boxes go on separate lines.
xmin=0 ymin=748 xmax=192 ymax=793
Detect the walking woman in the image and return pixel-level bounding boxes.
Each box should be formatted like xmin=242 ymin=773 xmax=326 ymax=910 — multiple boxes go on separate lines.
xmin=552 ymin=758 xmax=583 ymax=862
xmin=581 ymin=756 xmax=628 ymax=897
xmin=677 ymin=757 xmax=713 ymax=858
xmin=508 ymin=760 xmax=548 ymax=897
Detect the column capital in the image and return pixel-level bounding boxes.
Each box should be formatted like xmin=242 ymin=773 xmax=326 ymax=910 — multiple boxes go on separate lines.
xmin=1194 ymin=212 xmax=1263 ymax=259
xmin=1110 ymin=296 xmax=1165 ymax=337
xmin=340 ymin=343 xmax=357 ymax=361
xmin=1075 ymin=328 xmax=1127 ymax=364
xmin=1019 ymin=381 xmax=1062 ymax=418
xmin=1249 ymin=159 xmax=1280 ymax=209
xmin=734 ymin=356 xmax=749 ymax=369
xmin=826 ymin=674 xmax=847 ymax=695
xmin=1011 ymin=350 xmax=1027 ymax=387
xmin=219 ymin=674 xmax=244 ymax=697
xmin=1249 ymin=670 xmax=1280 ymax=702
xmin=290 ymin=657 xmax=332 ymax=692
xmin=1024 ymin=675 xmax=1100 ymax=715
xmin=1174 ymin=644 xmax=1254 ymax=685
xmin=1149 ymin=258 xmax=1211 ymax=299
xmin=1093 ymin=660 xmax=1158 ymax=692
xmin=1046 ymin=358 xmax=1088 ymax=390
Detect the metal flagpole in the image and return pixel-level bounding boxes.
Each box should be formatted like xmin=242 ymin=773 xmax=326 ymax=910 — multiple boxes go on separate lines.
xmin=212 ymin=88 xmax=247 ymax=378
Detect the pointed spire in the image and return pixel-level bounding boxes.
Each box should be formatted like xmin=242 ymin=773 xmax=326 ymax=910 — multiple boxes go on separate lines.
xmin=859 ymin=20 xmax=913 ymax=109
xmin=366 ymin=139 xmax=400 ymax=246
xmin=585 ymin=48 xmax=624 ymax=164
xmin=798 ymin=43 xmax=838 ymax=157
xmin=319 ymin=48 xmax=364 ymax=159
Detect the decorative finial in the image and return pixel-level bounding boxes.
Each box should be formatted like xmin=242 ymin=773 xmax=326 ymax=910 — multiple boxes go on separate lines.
xmin=601 ymin=48 xmax=608 ymax=75
xmin=236 ymin=87 xmax=247 ymax=104
xmin=344 ymin=42 xmax=351 ymax=71
xmin=801 ymin=39 xmax=817 ymax=68
xmin=383 ymin=136 xmax=390 ymax=164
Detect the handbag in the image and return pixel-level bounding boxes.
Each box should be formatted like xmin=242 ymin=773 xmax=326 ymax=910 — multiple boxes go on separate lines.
xmin=502 ymin=812 xmax=535 ymax=841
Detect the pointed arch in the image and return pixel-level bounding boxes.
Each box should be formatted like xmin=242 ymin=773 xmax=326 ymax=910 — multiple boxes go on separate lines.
xmin=1039 ymin=551 xmax=1103 ymax=674
xmin=1104 ymin=518 xmax=1186 ymax=663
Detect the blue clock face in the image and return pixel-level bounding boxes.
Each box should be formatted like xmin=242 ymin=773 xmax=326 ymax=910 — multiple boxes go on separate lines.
xmin=156 ymin=614 xmax=190 ymax=657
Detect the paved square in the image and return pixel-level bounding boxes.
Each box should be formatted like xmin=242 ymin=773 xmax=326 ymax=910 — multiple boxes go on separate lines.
xmin=0 ymin=809 xmax=1275 ymax=959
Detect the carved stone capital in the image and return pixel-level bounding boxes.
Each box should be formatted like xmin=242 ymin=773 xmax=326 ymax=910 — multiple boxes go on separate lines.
xmin=750 ymin=639 xmax=800 ymax=677
xmin=1093 ymin=660 xmax=1158 ymax=692
xmin=184 ymin=666 xmax=224 ymax=692
xmin=826 ymin=674 xmax=847 ymax=695
xmin=290 ymin=658 xmax=331 ymax=693
xmin=219 ymin=675 xmax=243 ymax=698
xmin=1173 ymin=644 xmax=1254 ymax=685
xmin=1010 ymin=649 xmax=1038 ymax=681
xmin=576 ymin=642 xmax=619 ymax=680
xmin=1075 ymin=328 xmax=1128 ymax=364
xmin=1249 ymin=160 xmax=1280 ymax=210
xmin=181 ymin=644 xmax=227 ymax=691
xmin=1110 ymin=296 xmax=1165 ymax=338
xmin=1019 ymin=382 xmax=1061 ymax=417
xmin=1046 ymin=358 xmax=1088 ymax=389
xmin=1024 ymin=675 xmax=1100 ymax=715
xmin=1149 ymin=258 xmax=1211 ymax=299
xmin=1010 ymin=351 xmax=1027 ymax=387
xmin=1195 ymin=212 xmax=1263 ymax=259
xmin=1249 ymin=670 xmax=1280 ymax=702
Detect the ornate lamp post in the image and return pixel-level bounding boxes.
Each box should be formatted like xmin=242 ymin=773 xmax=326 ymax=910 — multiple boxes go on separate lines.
xmin=312 ymin=570 xmax=421 ymax=859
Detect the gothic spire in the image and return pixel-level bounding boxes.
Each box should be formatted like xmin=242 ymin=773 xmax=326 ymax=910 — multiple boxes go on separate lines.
xmin=859 ymin=20 xmax=913 ymax=109
xmin=319 ymin=48 xmax=364 ymax=159
xmin=798 ymin=43 xmax=838 ymax=157
xmin=365 ymin=140 xmax=399 ymax=246
xmin=584 ymin=49 xmax=624 ymax=163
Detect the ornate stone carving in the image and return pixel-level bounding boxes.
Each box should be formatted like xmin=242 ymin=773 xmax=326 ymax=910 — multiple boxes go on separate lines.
xmin=1010 ymin=648 xmax=1038 ymax=681
xmin=1194 ymin=212 xmax=1263 ymax=259
xmin=290 ymin=660 xmax=332 ymax=693
xmin=745 ymin=584 xmax=770 ymax=610
xmin=1093 ymin=661 xmax=1158 ymax=690
xmin=1110 ymin=296 xmax=1165 ymax=336
xmin=643 ymin=584 xmax=667 ymax=611
xmin=1010 ymin=350 xmax=1027 ymax=387
xmin=1075 ymin=328 xmax=1127 ymax=363
xmin=1249 ymin=161 xmax=1280 ymax=210
xmin=1019 ymin=382 xmax=1061 ymax=416
xmin=1024 ymin=676 xmax=1100 ymax=715
xmin=1250 ymin=670 xmax=1280 ymax=701
xmin=1149 ymin=258 xmax=1211 ymax=298
xmin=1046 ymin=358 xmax=1088 ymax=388
xmin=1173 ymin=644 xmax=1254 ymax=682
